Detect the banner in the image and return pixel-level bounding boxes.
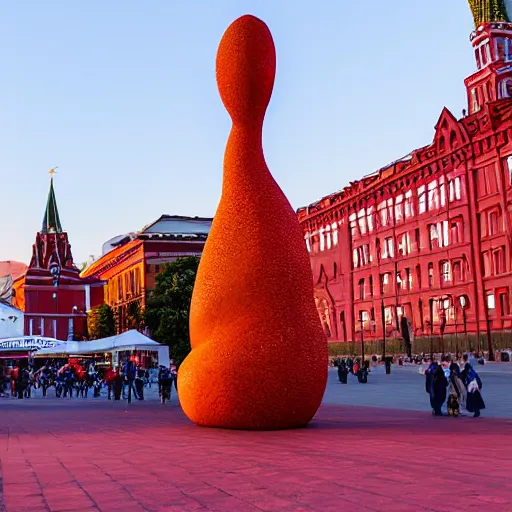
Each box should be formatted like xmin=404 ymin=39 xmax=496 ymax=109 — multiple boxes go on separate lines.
xmin=0 ymin=337 xmax=59 ymax=352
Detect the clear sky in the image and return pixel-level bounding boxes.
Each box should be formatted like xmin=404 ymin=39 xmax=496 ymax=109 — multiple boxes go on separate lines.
xmin=0 ymin=0 xmax=476 ymax=265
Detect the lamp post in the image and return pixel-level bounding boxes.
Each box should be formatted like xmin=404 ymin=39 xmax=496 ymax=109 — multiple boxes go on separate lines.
xmin=360 ymin=315 xmax=365 ymax=365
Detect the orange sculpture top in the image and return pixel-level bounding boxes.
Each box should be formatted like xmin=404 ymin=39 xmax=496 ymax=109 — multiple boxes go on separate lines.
xmin=178 ymin=14 xmax=328 ymax=430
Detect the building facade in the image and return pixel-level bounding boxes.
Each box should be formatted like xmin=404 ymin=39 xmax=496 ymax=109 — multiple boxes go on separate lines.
xmin=80 ymin=215 xmax=212 ymax=333
xmin=297 ymin=6 xmax=512 ymax=349
xmin=13 ymin=176 xmax=104 ymax=340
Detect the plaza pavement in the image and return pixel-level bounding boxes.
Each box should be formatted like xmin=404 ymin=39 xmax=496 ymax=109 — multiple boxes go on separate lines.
xmin=0 ymin=365 xmax=511 ymax=512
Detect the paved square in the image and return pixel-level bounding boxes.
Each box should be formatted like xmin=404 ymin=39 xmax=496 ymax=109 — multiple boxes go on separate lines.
xmin=0 ymin=365 xmax=511 ymax=512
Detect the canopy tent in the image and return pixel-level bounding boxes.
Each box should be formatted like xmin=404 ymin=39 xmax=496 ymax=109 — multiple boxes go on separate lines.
xmin=32 ymin=330 xmax=170 ymax=367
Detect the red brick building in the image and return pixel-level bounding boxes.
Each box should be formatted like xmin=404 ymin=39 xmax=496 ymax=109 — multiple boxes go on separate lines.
xmin=13 ymin=176 xmax=104 ymax=340
xmin=80 ymin=215 xmax=212 ymax=333
xmin=297 ymin=14 xmax=512 ymax=351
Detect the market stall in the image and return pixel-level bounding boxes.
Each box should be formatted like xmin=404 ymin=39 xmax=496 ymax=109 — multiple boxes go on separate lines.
xmin=32 ymin=330 xmax=170 ymax=368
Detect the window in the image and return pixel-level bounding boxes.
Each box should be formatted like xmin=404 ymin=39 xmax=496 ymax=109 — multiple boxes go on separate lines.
xmin=418 ymin=185 xmax=426 ymax=214
xmin=395 ymin=194 xmax=404 ymax=222
xmin=397 ymin=232 xmax=411 ymax=256
xmin=450 ymin=218 xmax=463 ymax=244
xmin=453 ymin=260 xmax=465 ymax=284
xmin=478 ymin=165 xmax=499 ymax=197
xmin=471 ymin=88 xmax=480 ymax=113
xmin=487 ymin=292 xmax=496 ymax=311
xmin=359 ymin=310 xmax=370 ymax=330
xmin=449 ymin=177 xmax=462 ymax=202
xmin=415 ymin=265 xmax=422 ymax=289
xmin=331 ymin=223 xmax=339 ymax=246
xmin=493 ymin=247 xmax=505 ymax=275
xmin=387 ymin=199 xmax=394 ymax=225
xmin=377 ymin=201 xmax=388 ymax=227
xmin=396 ymin=271 xmax=403 ymax=291
xmin=325 ymin=225 xmax=332 ymax=250
xmin=428 ymin=263 xmax=434 ymax=288
xmin=414 ymin=228 xmax=421 ymax=252
xmin=429 ymin=221 xmax=449 ymax=249
xmin=405 ymin=268 xmax=412 ymax=290
xmin=358 ymin=278 xmax=365 ymax=300
xmin=366 ymin=206 xmax=374 ymax=233
xmin=357 ymin=209 xmax=367 ymax=235
xmin=369 ymin=276 xmax=374 ymax=297
xmin=383 ymin=237 xmax=394 ymax=259
xmin=429 ymin=224 xmax=438 ymax=250
xmin=428 ymin=180 xmax=439 ymax=211
xmin=384 ymin=306 xmax=394 ymax=325
xmin=483 ymin=251 xmax=492 ymax=276
xmin=440 ymin=261 xmax=451 ymax=284
xmin=482 ymin=208 xmax=502 ymax=238
xmin=349 ymin=213 xmax=357 ymax=238
xmin=499 ymin=290 xmax=510 ymax=316
xmin=353 ymin=249 xmax=359 ymax=269
xmin=507 ymin=156 xmax=512 ymax=185
xmin=488 ymin=209 xmax=501 ymax=236
xmin=404 ymin=190 xmax=414 ymax=218
xmin=380 ymin=273 xmax=391 ymax=295
xmin=439 ymin=176 xmax=446 ymax=207
xmin=356 ymin=244 xmax=370 ymax=266
xmin=305 ymin=234 xmax=311 ymax=252
xmin=319 ymin=228 xmax=325 ymax=251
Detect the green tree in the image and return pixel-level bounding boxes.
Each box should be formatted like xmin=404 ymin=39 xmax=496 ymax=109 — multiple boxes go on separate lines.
xmin=125 ymin=300 xmax=144 ymax=331
xmin=87 ymin=304 xmax=116 ymax=340
xmin=144 ymin=257 xmax=199 ymax=365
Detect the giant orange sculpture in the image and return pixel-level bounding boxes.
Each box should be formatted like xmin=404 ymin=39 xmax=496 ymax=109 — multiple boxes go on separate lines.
xmin=178 ymin=14 xmax=328 ymax=430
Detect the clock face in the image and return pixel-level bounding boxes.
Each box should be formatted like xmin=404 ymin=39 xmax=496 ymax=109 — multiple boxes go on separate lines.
xmin=50 ymin=265 xmax=60 ymax=276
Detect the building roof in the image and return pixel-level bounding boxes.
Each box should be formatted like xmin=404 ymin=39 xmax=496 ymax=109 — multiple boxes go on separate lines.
xmin=41 ymin=177 xmax=62 ymax=234
xmin=139 ymin=215 xmax=213 ymax=236
xmin=0 ymin=261 xmax=27 ymax=280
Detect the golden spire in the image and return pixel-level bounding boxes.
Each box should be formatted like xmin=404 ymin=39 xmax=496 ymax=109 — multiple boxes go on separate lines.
xmin=468 ymin=0 xmax=510 ymax=28
xmin=48 ymin=167 xmax=58 ymax=177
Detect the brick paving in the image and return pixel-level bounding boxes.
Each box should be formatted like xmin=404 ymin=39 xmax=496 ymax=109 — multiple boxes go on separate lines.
xmin=0 ymin=399 xmax=511 ymax=512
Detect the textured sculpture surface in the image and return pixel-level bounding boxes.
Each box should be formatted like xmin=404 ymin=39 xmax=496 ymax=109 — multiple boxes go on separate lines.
xmin=178 ymin=14 xmax=328 ymax=430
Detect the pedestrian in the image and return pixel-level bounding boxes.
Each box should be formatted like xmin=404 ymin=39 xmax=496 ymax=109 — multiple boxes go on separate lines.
xmin=337 ymin=360 xmax=348 ymax=384
xmin=431 ymin=365 xmax=448 ymax=416
xmin=447 ymin=362 xmax=465 ymax=417
xmin=461 ymin=362 xmax=485 ymax=418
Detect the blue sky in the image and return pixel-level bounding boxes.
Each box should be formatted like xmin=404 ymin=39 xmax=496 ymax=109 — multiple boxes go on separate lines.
xmin=0 ymin=0 xmax=475 ymax=265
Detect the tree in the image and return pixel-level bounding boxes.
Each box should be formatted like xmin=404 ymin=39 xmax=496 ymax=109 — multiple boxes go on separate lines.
xmin=87 ymin=304 xmax=116 ymax=340
xmin=144 ymin=257 xmax=199 ymax=365
xmin=125 ymin=300 xmax=144 ymax=331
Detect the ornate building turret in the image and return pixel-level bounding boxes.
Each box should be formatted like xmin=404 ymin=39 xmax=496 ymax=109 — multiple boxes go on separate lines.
xmin=465 ymin=1 xmax=512 ymax=114
xmin=13 ymin=170 xmax=104 ymax=340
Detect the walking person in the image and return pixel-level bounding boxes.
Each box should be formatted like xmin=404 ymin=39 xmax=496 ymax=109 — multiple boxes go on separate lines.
xmin=431 ymin=365 xmax=448 ymax=416
xmin=461 ymin=362 xmax=485 ymax=418
xmin=447 ymin=362 xmax=465 ymax=417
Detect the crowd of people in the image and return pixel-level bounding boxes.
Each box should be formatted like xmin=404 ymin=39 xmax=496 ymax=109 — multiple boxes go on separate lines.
xmin=0 ymin=359 xmax=178 ymax=404
xmin=424 ymin=354 xmax=485 ymax=418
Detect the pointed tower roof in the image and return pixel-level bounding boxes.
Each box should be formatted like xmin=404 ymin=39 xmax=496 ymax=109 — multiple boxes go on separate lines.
xmin=468 ymin=0 xmax=510 ymax=28
xmin=41 ymin=173 xmax=63 ymax=234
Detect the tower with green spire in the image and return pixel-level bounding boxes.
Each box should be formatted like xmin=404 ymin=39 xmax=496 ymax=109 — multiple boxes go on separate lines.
xmin=468 ymin=0 xmax=510 ymax=27
xmin=464 ymin=0 xmax=512 ymax=114
xmin=41 ymin=173 xmax=63 ymax=234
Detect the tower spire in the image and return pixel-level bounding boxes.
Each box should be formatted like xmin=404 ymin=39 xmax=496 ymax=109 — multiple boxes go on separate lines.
xmin=41 ymin=168 xmax=63 ymax=234
xmin=468 ymin=0 xmax=510 ymax=28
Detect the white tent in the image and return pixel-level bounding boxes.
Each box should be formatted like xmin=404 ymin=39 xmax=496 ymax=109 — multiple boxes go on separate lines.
xmin=33 ymin=330 xmax=170 ymax=367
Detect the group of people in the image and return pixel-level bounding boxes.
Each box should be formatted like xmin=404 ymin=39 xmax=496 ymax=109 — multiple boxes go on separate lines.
xmin=332 ymin=357 xmax=370 ymax=384
xmin=425 ymin=355 xmax=485 ymax=417
xmin=0 ymin=359 xmax=178 ymax=404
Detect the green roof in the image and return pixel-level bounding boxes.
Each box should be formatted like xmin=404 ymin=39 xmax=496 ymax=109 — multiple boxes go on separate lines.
xmin=468 ymin=0 xmax=510 ymax=27
xmin=41 ymin=177 xmax=62 ymax=234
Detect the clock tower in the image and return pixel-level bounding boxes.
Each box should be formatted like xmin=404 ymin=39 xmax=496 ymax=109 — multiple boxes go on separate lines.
xmin=13 ymin=172 xmax=104 ymax=340
xmin=465 ymin=1 xmax=512 ymax=114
